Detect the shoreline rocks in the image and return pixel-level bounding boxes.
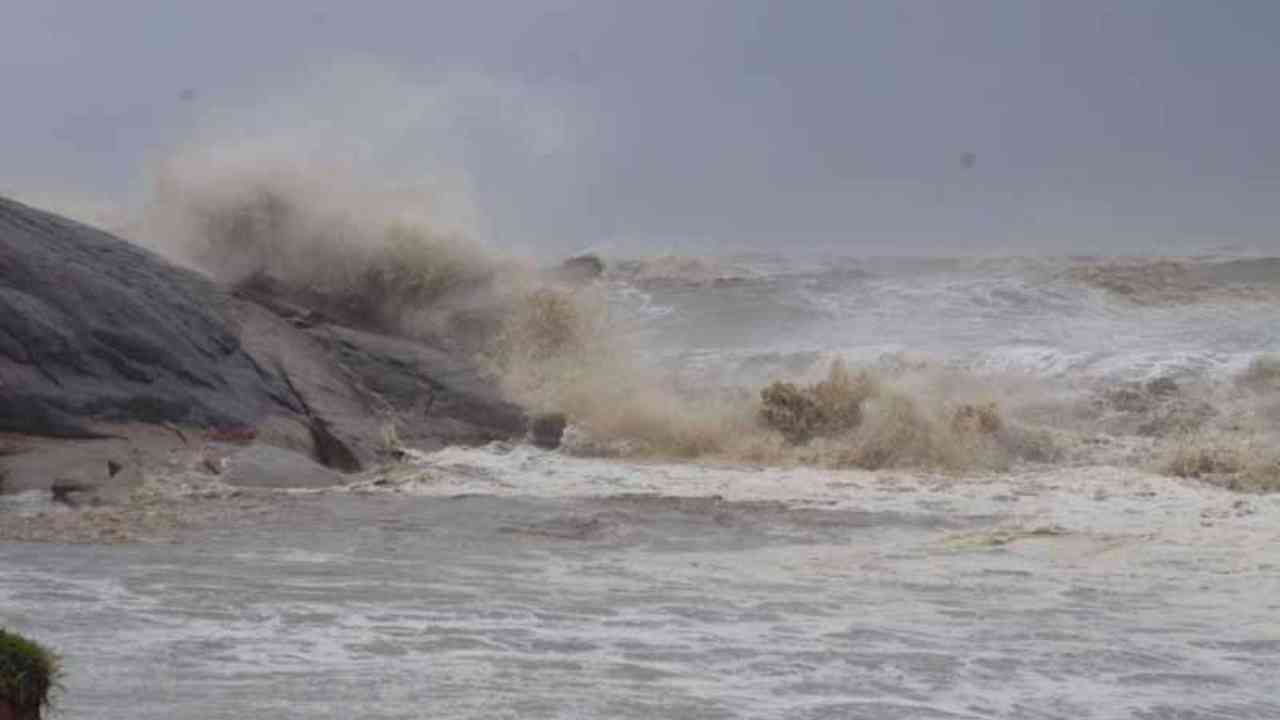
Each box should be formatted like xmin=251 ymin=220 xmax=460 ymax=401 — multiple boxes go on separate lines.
xmin=0 ymin=195 xmax=537 ymax=499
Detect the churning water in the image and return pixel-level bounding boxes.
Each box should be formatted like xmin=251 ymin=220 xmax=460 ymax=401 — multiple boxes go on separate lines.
xmin=3 ymin=252 xmax=1280 ymax=718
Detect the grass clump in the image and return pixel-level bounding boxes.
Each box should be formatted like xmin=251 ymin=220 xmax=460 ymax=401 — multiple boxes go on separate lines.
xmin=0 ymin=629 xmax=60 ymax=719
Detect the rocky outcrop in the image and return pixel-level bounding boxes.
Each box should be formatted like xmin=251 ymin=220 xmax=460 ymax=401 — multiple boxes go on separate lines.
xmin=528 ymin=412 xmax=568 ymax=449
xmin=0 ymin=195 xmax=531 ymax=493
xmin=0 ymin=195 xmax=291 ymax=438
xmin=219 ymin=445 xmax=346 ymax=489
xmin=552 ymin=254 xmax=605 ymax=285
xmin=304 ymin=325 xmax=528 ymax=451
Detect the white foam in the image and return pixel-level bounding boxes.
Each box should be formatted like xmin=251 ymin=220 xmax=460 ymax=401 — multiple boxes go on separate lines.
xmin=355 ymin=443 xmax=1280 ymax=542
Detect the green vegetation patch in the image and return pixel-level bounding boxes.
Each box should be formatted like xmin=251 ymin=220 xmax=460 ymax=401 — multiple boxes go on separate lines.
xmin=0 ymin=629 xmax=61 ymax=718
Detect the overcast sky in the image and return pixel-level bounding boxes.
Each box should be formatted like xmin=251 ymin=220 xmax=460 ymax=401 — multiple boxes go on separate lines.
xmin=3 ymin=1 xmax=1278 ymax=256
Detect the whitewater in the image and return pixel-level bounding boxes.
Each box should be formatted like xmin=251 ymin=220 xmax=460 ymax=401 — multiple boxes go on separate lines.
xmin=3 ymin=251 xmax=1280 ymax=718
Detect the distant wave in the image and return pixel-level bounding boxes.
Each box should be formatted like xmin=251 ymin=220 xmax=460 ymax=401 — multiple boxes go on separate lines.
xmin=606 ymin=255 xmax=766 ymax=289
xmin=1065 ymin=257 xmax=1280 ymax=305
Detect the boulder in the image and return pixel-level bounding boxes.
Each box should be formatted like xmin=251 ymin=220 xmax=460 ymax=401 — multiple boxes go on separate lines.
xmin=552 ymin=254 xmax=605 ymax=285
xmin=529 ymin=412 xmax=568 ymax=449
xmin=220 ymin=445 xmax=346 ymax=489
xmin=0 ymin=428 xmax=169 ymax=504
xmin=0 ymin=196 xmax=292 ymax=438
xmin=304 ymin=325 xmax=528 ymax=452
xmin=0 ymin=195 xmax=533 ymax=484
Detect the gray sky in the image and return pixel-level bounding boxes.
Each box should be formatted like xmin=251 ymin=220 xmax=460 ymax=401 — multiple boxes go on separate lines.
xmin=3 ymin=1 xmax=1278 ymax=256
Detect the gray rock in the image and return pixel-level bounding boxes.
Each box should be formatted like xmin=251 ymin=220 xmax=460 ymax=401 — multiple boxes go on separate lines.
xmin=305 ymin=325 xmax=528 ymax=452
xmin=0 ymin=195 xmax=291 ymax=437
xmin=0 ymin=195 xmax=532 ymax=479
xmin=220 ymin=445 xmax=346 ymax=489
xmin=0 ymin=430 xmax=161 ymax=504
xmin=529 ymin=412 xmax=568 ymax=449
xmin=552 ymin=254 xmax=605 ymax=285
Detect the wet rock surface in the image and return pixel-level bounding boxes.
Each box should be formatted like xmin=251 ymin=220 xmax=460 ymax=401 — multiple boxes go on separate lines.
xmin=552 ymin=254 xmax=606 ymax=285
xmin=305 ymin=326 xmax=528 ymax=452
xmin=528 ymin=412 xmax=568 ymax=449
xmin=219 ymin=445 xmax=345 ymax=489
xmin=0 ymin=196 xmax=286 ymax=438
xmin=0 ymin=196 xmax=529 ymax=482
xmin=0 ymin=428 xmax=177 ymax=501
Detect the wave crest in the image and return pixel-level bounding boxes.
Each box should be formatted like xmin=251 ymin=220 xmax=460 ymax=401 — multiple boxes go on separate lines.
xmin=138 ymin=144 xmax=529 ymax=345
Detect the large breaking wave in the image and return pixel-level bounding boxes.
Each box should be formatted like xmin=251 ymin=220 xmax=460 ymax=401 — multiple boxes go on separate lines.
xmin=111 ymin=132 xmax=1280 ymax=489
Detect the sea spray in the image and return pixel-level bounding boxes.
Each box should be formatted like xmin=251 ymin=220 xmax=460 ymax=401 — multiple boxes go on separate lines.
xmin=123 ymin=143 xmax=1280 ymax=483
xmin=136 ymin=143 xmax=523 ymax=343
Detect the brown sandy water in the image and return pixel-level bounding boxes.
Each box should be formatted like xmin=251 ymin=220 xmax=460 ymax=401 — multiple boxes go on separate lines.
xmin=3 ymin=449 xmax=1278 ymax=719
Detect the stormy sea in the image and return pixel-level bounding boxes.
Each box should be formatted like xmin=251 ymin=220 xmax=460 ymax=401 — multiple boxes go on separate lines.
xmin=4 ymin=211 xmax=1279 ymax=719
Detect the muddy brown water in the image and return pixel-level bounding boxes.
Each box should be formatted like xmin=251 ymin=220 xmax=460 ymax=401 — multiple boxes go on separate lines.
xmin=2 ymin=487 xmax=1277 ymax=719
